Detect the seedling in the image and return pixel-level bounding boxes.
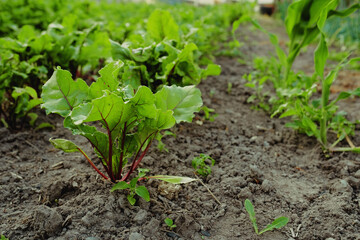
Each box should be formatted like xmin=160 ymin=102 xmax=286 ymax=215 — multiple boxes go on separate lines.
xmin=245 ymin=199 xmax=289 ymax=235
xmin=234 ymin=0 xmax=360 ymax=153
xmin=201 ymin=106 xmax=218 ymax=122
xmin=192 ymin=154 xmax=215 ymax=177
xmin=1 ymin=235 xmax=9 ymax=240
xmin=227 ymin=82 xmax=232 ymax=94
xmin=155 ymin=130 xmax=176 ymax=152
xmin=1 ymin=86 xmax=44 ymax=129
xmin=41 ymin=62 xmax=200 ymax=203
xmin=164 ymin=217 xmax=177 ymax=230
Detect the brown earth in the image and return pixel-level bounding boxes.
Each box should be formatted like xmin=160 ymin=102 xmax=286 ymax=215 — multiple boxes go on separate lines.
xmin=1 ymin=16 xmax=360 ymax=240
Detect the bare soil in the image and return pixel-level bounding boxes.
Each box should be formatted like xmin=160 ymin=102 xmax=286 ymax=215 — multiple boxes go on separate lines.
xmin=1 ymin=17 xmax=360 ymax=240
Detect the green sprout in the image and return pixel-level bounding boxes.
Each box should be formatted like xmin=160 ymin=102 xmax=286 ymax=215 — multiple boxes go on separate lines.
xmin=245 ymin=199 xmax=289 ymax=235
xmin=192 ymin=154 xmax=215 ymax=177
xmin=164 ymin=217 xmax=176 ymax=230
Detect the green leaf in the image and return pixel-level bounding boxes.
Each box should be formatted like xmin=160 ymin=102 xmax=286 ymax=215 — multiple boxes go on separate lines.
xmin=35 ymin=122 xmax=55 ymax=131
xmin=314 ymin=34 xmax=328 ymax=79
xmin=302 ymin=116 xmax=320 ymax=140
xmin=164 ymin=218 xmax=173 ymax=226
xmin=79 ymin=31 xmax=111 ymax=67
xmin=328 ymin=3 xmax=360 ymax=18
xmin=41 ymin=68 xmax=89 ymax=117
xmin=202 ymin=64 xmax=221 ymax=79
xmin=111 ymin=181 xmax=130 ymax=192
xmin=49 ymin=138 xmax=80 ymax=153
xmin=89 ymin=61 xmax=123 ymax=99
xmin=127 ymin=194 xmax=136 ymax=205
xmin=130 ymin=86 xmax=157 ymax=118
xmin=245 ymin=199 xmax=258 ymax=234
xmin=135 ymin=186 xmax=150 ymax=202
xmin=18 ymin=25 xmax=37 ymax=43
xmin=70 ymin=93 xmax=133 ymax=132
xmin=259 ymin=217 xmax=289 ymax=235
xmin=26 ymin=98 xmax=43 ymax=112
xmin=147 ymin=9 xmax=180 ymax=42
xmin=155 ymin=85 xmax=202 ymax=123
xmin=232 ymin=15 xmax=252 ymax=35
xmin=143 ymin=109 xmax=175 ymax=130
xmin=12 ymin=86 xmax=38 ymax=99
xmin=28 ymin=113 xmax=38 ymax=126
xmin=63 ymin=117 xmax=109 ymax=160
xmin=130 ymin=177 xmax=138 ymax=189
xmin=150 ymin=175 xmax=197 ymax=184
xmin=110 ymin=39 xmax=133 ymax=61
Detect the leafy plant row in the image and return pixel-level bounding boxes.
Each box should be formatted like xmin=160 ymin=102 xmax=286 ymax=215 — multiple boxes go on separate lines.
xmin=0 ymin=0 xmax=252 ymax=129
xmin=235 ymin=0 xmax=360 ymax=153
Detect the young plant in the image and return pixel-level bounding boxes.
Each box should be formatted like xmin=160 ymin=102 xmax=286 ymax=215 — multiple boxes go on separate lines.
xmin=164 ymin=217 xmax=177 ymax=230
xmin=200 ymin=106 xmax=218 ymax=122
xmin=1 ymin=86 xmax=44 ymax=129
xmin=227 ymin=82 xmax=233 ymax=94
xmin=41 ymin=61 xmax=201 ymax=200
xmin=1 ymin=235 xmax=9 ymax=240
xmin=245 ymin=199 xmax=289 ymax=235
xmin=155 ymin=130 xmax=176 ymax=152
xmin=192 ymin=154 xmax=215 ymax=177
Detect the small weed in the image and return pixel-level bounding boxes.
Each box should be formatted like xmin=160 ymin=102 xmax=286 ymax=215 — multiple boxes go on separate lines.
xmin=201 ymin=106 xmax=218 ymax=122
xmin=164 ymin=217 xmax=176 ymax=230
xmin=245 ymin=199 xmax=289 ymax=235
xmin=227 ymin=82 xmax=232 ymax=94
xmin=192 ymin=154 xmax=215 ymax=177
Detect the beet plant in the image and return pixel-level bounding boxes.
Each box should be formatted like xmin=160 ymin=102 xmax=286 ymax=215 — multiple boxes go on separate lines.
xmin=41 ymin=61 xmax=200 ymax=201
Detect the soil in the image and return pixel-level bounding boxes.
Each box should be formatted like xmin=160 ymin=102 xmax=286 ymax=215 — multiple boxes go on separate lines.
xmin=1 ymin=16 xmax=360 ymax=240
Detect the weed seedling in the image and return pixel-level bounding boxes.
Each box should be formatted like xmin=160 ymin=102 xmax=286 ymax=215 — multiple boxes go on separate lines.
xmin=245 ymin=199 xmax=289 ymax=235
xmin=164 ymin=217 xmax=177 ymax=230
xmin=201 ymin=106 xmax=218 ymax=122
xmin=227 ymin=82 xmax=232 ymax=94
xmin=192 ymin=154 xmax=215 ymax=177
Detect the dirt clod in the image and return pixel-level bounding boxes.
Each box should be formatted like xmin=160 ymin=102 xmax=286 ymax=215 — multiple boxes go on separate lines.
xmin=32 ymin=205 xmax=63 ymax=237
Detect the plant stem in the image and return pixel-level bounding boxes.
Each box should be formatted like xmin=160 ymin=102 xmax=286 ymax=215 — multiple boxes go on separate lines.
xmin=77 ymin=147 xmax=109 ymax=180
xmin=117 ymin=122 xmax=127 ymax=180
xmin=105 ymin=122 xmax=114 ymax=182
xmin=99 ymin=111 xmax=115 ymax=182
xmin=131 ymin=140 xmax=153 ymax=172
xmin=88 ymin=140 xmax=111 ymax=178
xmin=330 ymin=146 xmax=360 ymax=152
xmin=121 ymin=132 xmax=157 ymax=181
xmin=320 ymin=79 xmax=328 ymax=147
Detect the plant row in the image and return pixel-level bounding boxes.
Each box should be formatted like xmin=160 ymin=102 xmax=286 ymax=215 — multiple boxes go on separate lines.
xmin=0 ymin=0 xmax=252 ymax=129
xmin=235 ymin=0 xmax=360 ymax=153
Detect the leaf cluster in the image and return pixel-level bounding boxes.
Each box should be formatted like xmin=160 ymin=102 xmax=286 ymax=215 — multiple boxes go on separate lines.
xmin=235 ymin=0 xmax=360 ymax=152
xmin=42 ymin=62 xmax=203 ymax=183
xmin=192 ymin=154 xmax=215 ymax=177
xmin=0 ymin=0 xmax=253 ymax=129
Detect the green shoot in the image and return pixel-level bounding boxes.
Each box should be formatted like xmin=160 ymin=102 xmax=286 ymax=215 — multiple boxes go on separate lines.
xmin=192 ymin=154 xmax=215 ymax=177
xmin=164 ymin=218 xmax=177 ymax=230
xmin=244 ymin=199 xmax=289 ymax=235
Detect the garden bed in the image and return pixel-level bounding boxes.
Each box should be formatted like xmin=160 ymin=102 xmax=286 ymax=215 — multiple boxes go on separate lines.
xmin=1 ymin=18 xmax=360 ymax=240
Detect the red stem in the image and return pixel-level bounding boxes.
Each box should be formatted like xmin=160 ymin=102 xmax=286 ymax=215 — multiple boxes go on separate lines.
xmin=131 ymin=141 xmax=152 ymax=172
xmin=100 ymin=112 xmax=115 ymax=182
xmin=117 ymin=122 xmax=127 ymax=180
xmin=106 ymin=123 xmax=114 ymax=181
xmin=77 ymin=148 xmax=108 ymax=180
xmin=122 ymin=132 xmax=157 ymax=181
xmin=88 ymin=141 xmax=111 ymax=178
